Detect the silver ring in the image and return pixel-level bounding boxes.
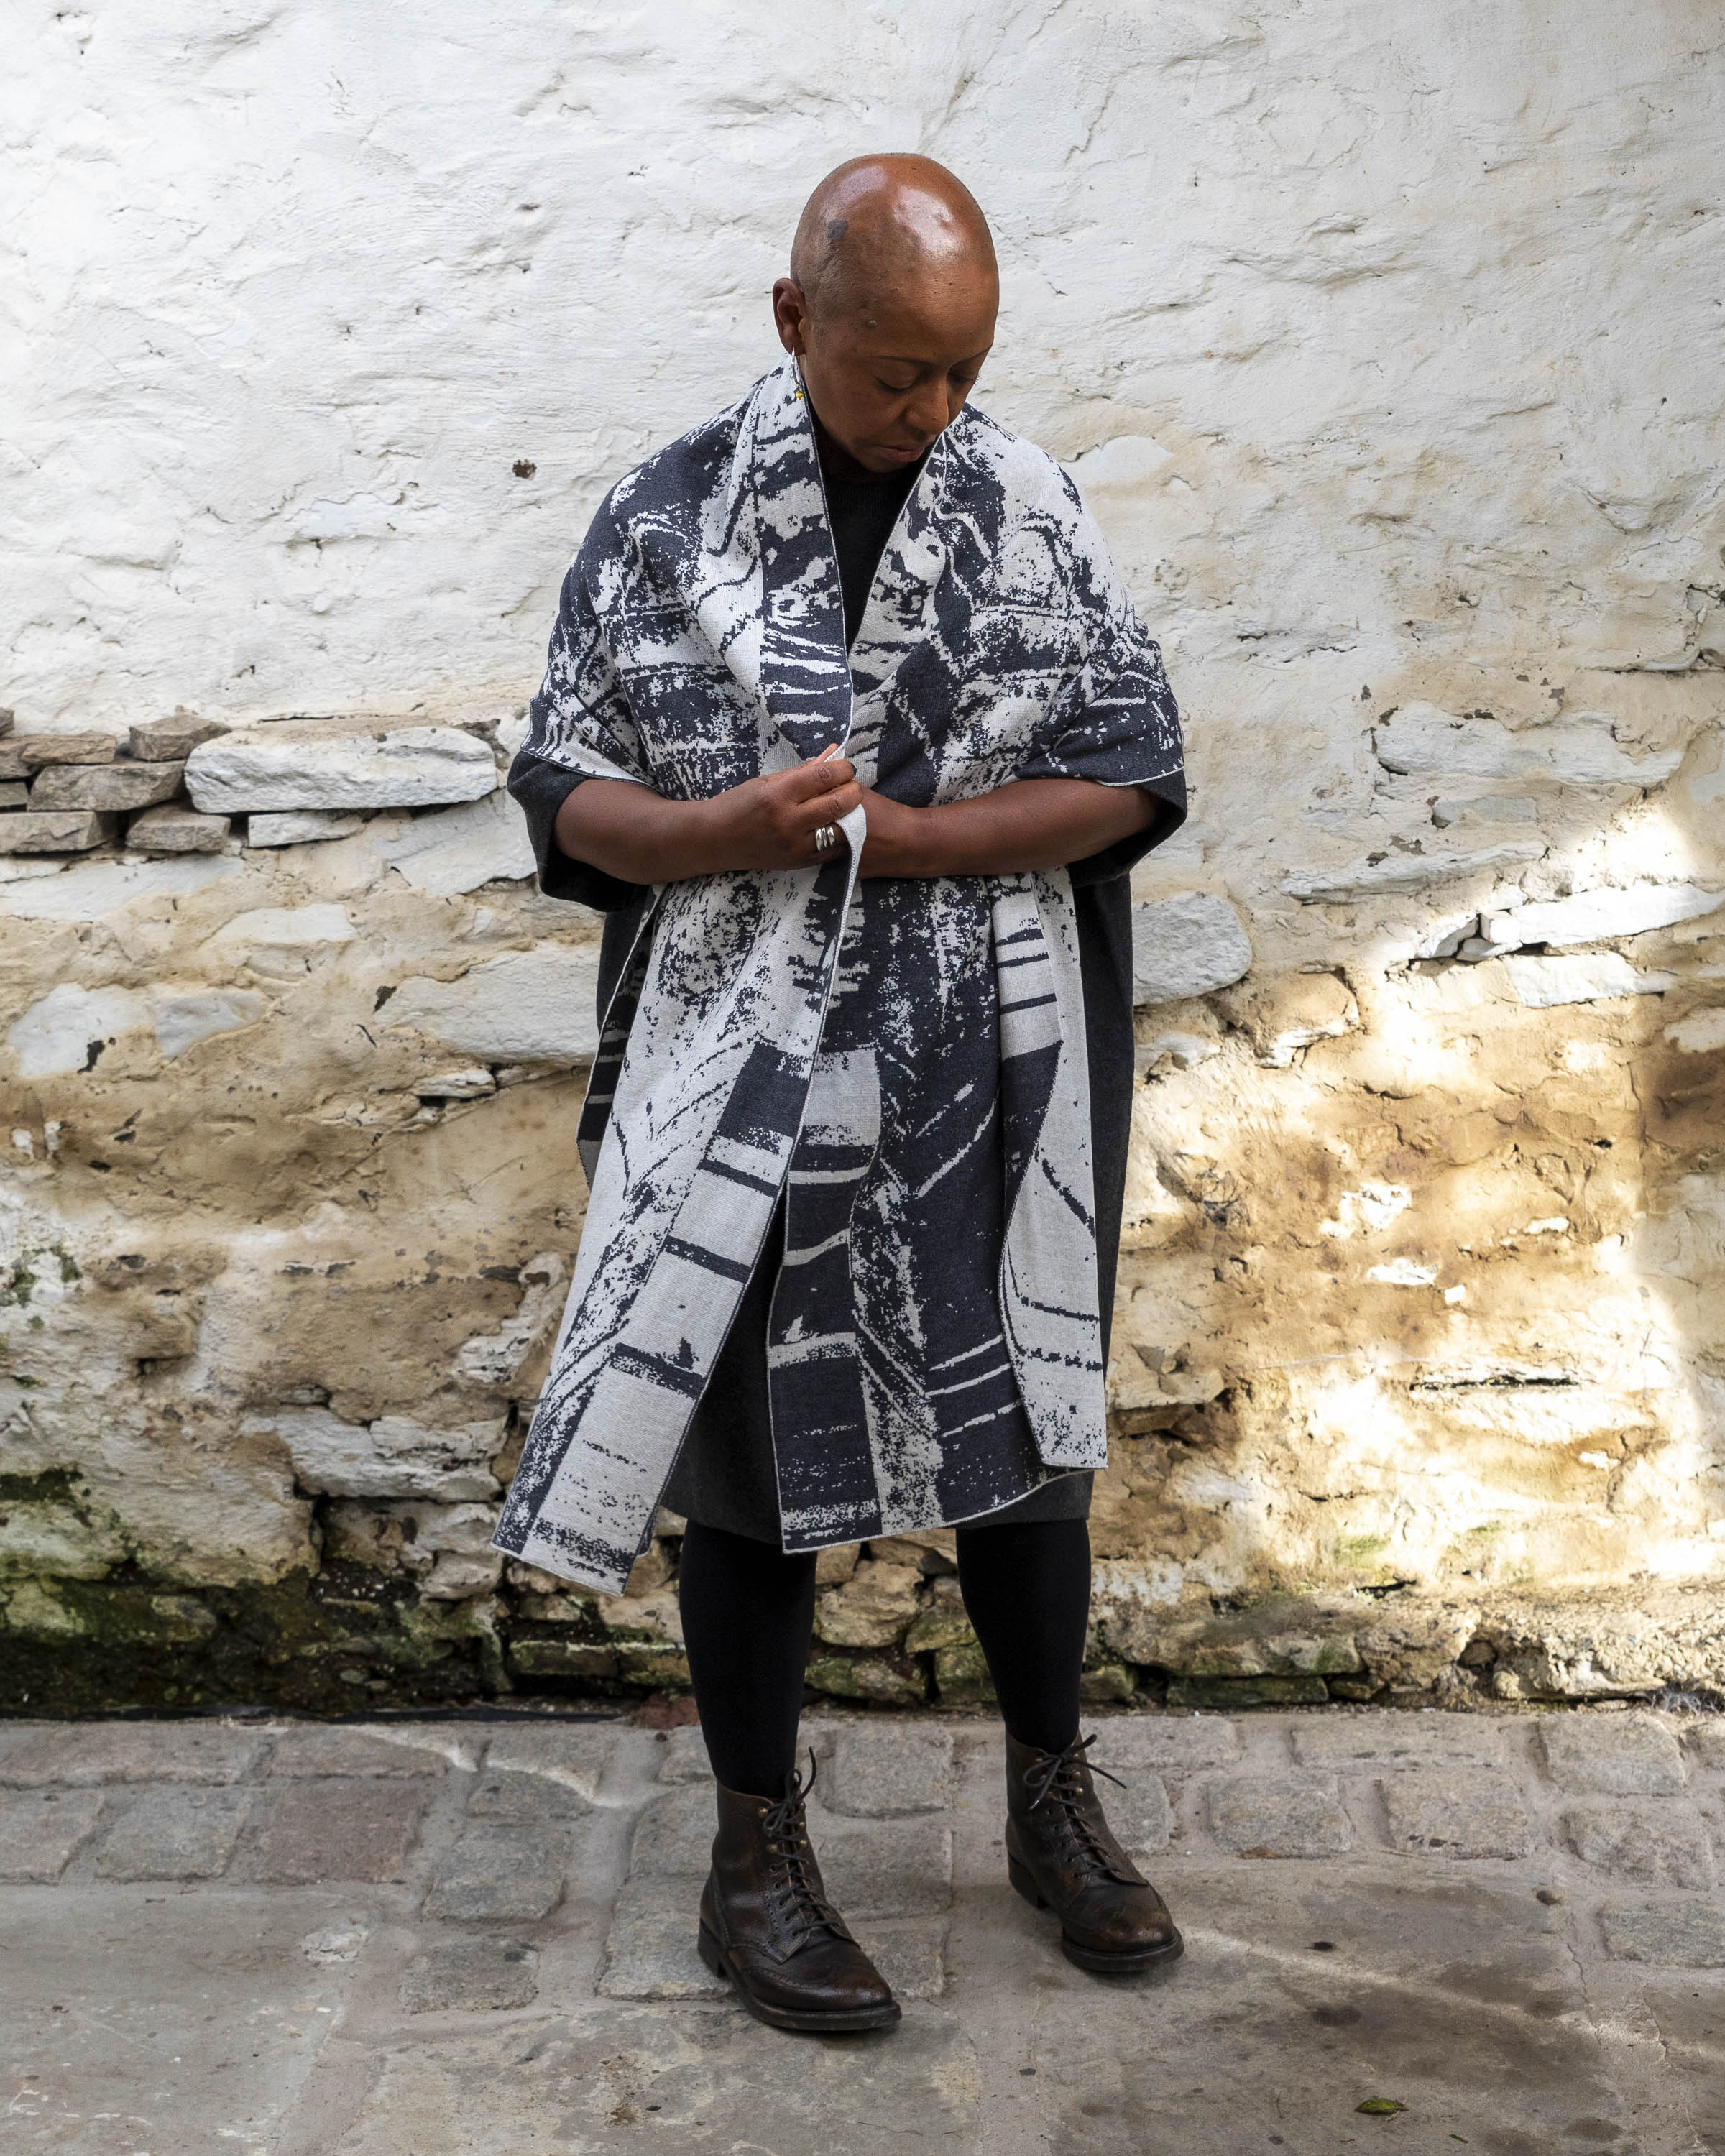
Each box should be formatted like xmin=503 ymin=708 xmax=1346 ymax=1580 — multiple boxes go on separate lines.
xmin=813 ymin=824 xmax=838 ymax=854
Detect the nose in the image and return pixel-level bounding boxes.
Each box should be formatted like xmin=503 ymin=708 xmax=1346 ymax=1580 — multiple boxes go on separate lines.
xmin=903 ymin=378 xmax=948 ymax=444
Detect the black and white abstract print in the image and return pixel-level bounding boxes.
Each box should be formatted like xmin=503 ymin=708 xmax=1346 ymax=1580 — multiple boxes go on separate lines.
xmin=493 ymin=355 xmax=1184 ymax=1593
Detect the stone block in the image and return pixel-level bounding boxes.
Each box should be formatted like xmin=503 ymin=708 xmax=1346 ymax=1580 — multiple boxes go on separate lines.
xmin=507 ymin=1638 xmax=620 ymax=1681
xmin=372 ymin=791 xmax=535 ymax=894
xmin=1205 ymin=1774 xmax=1353 ymax=1858
xmin=1086 ymin=1762 xmax=1171 ymax=1858
xmin=1131 ymin=892 xmax=1254 ymax=1005
xmin=1481 ymin=880 xmax=1725 ymax=951
xmin=904 ymin=1577 xmax=977 ymax=1655
xmin=400 ymin=1937 xmax=540 ymax=2013
xmin=1088 ymin=1717 xmax=1243 ymax=1775
xmin=0 ymin=780 xmax=24 ymax=808
xmin=1601 ymin=1900 xmax=1725 ymax=1967
xmin=1381 ymin=1772 xmax=1535 ymax=1859
xmin=254 ymin=1779 xmax=431 ymax=1882
xmin=386 ymin=944 xmax=603 ymax=1065
xmin=130 ymin=713 xmax=229 ymax=761
xmin=1685 ymin=1722 xmax=1725 ymax=1770
xmin=126 ymin=801 xmax=232 ymax=853
xmin=804 ymin=1654 xmax=926 ymax=1707
xmin=866 ymin=1528 xmax=957 ymax=1573
xmin=240 ymin=1407 xmax=503 ymax=1502
xmin=1080 ymin=1664 xmax=1139 ymax=1707
xmin=422 ymin=1825 xmax=572 ymax=1920
xmin=1374 ymin=701 xmax=1683 ymax=788
xmin=1538 ymin=1713 xmax=1685 ymax=1795
xmin=0 ymin=808 xmax=116 ymax=853
xmin=825 ymin=1725 xmax=954 ymax=1818
xmin=0 ymin=1723 xmax=265 ymax=1787
xmin=0 ymin=1789 xmax=106 ymax=1880
xmin=814 ymin=1542 xmax=860 ymax=1586
xmin=0 ymin=732 xmax=118 ymax=775
xmin=30 ymin=759 xmax=185 ymax=811
xmin=1292 ymin=1716 xmax=1504 ymax=1769
xmin=655 ymin=1726 xmax=714 ymax=1784
xmin=185 ymin=717 xmax=497 ymax=813
xmin=265 ymin=1725 xmax=460 ymax=1777
xmin=468 ymin=1724 xmax=615 ymax=1817
xmin=1503 ymin=954 xmax=1672 ymax=1008
xmin=94 ymin=1788 xmax=250 ymax=1879
xmin=598 ymin=1876 xmax=727 ymax=2000
xmin=247 ymin=809 xmax=367 ymax=846
xmin=1564 ymin=1800 xmax=1716 ymax=1888
xmin=627 ymin=1782 xmax=716 ymax=1879
xmin=414 ymin=1066 xmax=496 ymax=1100
xmin=931 ymin=1641 xmax=996 ymax=1707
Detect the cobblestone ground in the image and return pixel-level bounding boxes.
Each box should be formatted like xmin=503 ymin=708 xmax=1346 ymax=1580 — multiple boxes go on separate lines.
xmin=3 ymin=1708 xmax=1723 ymax=2154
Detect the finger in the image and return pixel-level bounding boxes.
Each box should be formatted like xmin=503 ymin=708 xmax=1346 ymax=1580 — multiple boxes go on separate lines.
xmin=781 ymin=755 xmax=856 ymax=800
xmin=793 ymin=782 xmax=862 ymax=831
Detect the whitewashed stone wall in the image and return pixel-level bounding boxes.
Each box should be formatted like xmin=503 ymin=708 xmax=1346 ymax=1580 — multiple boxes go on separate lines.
xmin=2 ymin=1 xmax=1721 ymax=1708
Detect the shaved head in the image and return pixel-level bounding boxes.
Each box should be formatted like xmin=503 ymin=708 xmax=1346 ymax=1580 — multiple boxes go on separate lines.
xmin=788 ymin=155 xmax=997 ymax=325
xmin=773 ymin=155 xmax=999 ymax=476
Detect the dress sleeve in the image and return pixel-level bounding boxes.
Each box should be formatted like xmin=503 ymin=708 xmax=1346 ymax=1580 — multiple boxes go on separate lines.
xmin=508 ymin=528 xmax=656 ymax=914
xmin=1012 ymin=489 xmax=1188 ymax=885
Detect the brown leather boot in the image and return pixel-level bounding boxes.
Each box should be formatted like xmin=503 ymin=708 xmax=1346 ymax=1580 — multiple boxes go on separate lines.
xmin=697 ymin=1757 xmax=901 ymax=2033
xmin=1004 ymin=1731 xmax=1184 ymax=1975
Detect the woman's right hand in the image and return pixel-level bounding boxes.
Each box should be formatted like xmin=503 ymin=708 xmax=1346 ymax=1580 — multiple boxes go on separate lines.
xmin=552 ymin=749 xmax=861 ymax=885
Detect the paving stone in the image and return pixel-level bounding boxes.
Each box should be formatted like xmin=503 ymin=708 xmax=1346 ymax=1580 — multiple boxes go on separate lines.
xmin=1642 ymin=1986 xmax=1725 ymax=2149
xmin=1381 ymin=1772 xmax=1535 ymax=1858
xmin=255 ymin=1779 xmax=431 ymax=1883
xmin=1538 ymin=1711 xmax=1685 ymax=1794
xmin=400 ymin=1936 xmax=540 ymax=2013
xmin=1564 ymin=1800 xmax=1716 ymax=1887
xmin=0 ymin=1722 xmax=266 ymax=1787
xmin=1292 ymin=1714 xmax=1504 ymax=1769
xmin=1205 ymin=1774 xmax=1354 ymax=1858
xmin=464 ymin=1722 xmax=614 ymax=1818
xmin=94 ymin=1787 xmax=250 ymax=1880
xmin=266 ymin=1726 xmax=459 ymax=1778
xmin=421 ymin=1825 xmax=572 ymax=1920
xmin=0 ymin=1789 xmax=106 ymax=1880
xmin=31 ymin=758 xmax=185 ymax=811
xmin=1601 ymin=1899 xmax=1725 ymax=1966
xmin=825 ymin=1723 xmax=954 ymax=1816
xmin=126 ymin=801 xmax=232 ymax=853
xmin=1091 ymin=1766 xmax=1172 ymax=1858
xmin=1089 ymin=1715 xmax=1243 ymax=1776
xmin=130 ymin=713 xmax=229 ymax=761
xmin=654 ymin=1724 xmax=714 ymax=1783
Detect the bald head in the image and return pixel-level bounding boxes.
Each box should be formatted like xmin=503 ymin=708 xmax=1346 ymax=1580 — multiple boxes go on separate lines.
xmin=788 ymin=155 xmax=997 ymax=326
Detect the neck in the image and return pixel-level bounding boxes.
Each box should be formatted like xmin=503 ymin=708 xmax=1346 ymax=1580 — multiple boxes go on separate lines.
xmin=806 ymin=397 xmax=878 ymax=483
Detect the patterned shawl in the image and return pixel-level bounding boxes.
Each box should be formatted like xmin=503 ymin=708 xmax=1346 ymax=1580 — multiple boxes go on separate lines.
xmin=493 ymin=356 xmax=1184 ymax=1593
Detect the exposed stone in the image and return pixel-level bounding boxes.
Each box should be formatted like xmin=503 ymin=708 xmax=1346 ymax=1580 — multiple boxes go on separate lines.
xmin=30 ymin=759 xmax=185 ymax=811
xmin=1131 ymin=893 xmax=1254 ymax=1005
xmin=813 ymin=1557 xmax=923 ymax=1650
xmin=1205 ymin=1774 xmax=1353 ymax=1858
xmin=804 ymin=1654 xmax=926 ymax=1708
xmin=126 ymin=801 xmax=233 ymax=853
xmin=1381 ymin=1772 xmax=1535 ymax=1859
xmin=0 ymin=1723 xmax=264 ymax=1786
xmin=506 ymin=1639 xmax=619 ymax=1681
xmin=814 ymin=1542 xmax=860 ymax=1587
xmin=152 ymin=986 xmax=270 ymax=1059
xmin=130 ymin=713 xmax=229 ymax=762
xmin=242 ymin=1407 xmax=503 ymax=1502
xmin=1481 ymin=881 xmax=1725 ymax=951
xmin=826 ymin=1725 xmax=954 ymax=1818
xmin=1283 ymin=839 xmax=1545 ymax=903
xmin=1170 ymin=1674 xmax=1330 ymax=1709
xmin=0 ymin=1789 xmax=106 ymax=1881
xmin=386 ymin=944 xmax=603 ymax=1064
xmin=1213 ymin=973 xmax=1358 ymax=1067
xmin=202 ymin=900 xmax=356 ymax=973
xmin=867 ymin=1529 xmax=956 ymax=1574
xmin=247 ymin=809 xmax=367 ymax=847
xmin=1374 ymin=701 xmax=1685 ymax=787
xmin=0 ymin=781 xmax=25 ymax=808
xmin=94 ymin=1787 xmax=250 ymax=1879
xmin=400 ymin=1937 xmax=540 ymax=2013
xmin=1563 ymin=1801 xmax=1716 ymax=1888
xmin=414 ymin=1067 xmax=497 ymax=1100
xmin=0 ymin=732 xmax=119 ymax=775
xmin=1601 ymin=1901 xmax=1725 ymax=1967
xmin=422 ymin=1825 xmax=571 ymax=1920
xmin=0 ymin=808 xmax=116 ymax=853
xmin=254 ymin=1780 xmax=431 ymax=1882
xmin=372 ymin=791 xmax=535 ymax=895
xmin=1538 ymin=1713 xmax=1686 ymax=1795
xmin=904 ymin=1577 xmax=978 ymax=1656
xmin=0 ymin=851 xmax=240 ymax=918
xmin=185 ymin=718 xmax=497 ymax=813
xmin=1502 ymin=954 xmax=1674 ymax=1007
xmin=931 ymin=1640 xmax=997 ymax=1708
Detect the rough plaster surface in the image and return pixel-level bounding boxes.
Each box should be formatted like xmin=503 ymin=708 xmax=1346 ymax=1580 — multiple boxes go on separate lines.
xmin=1 ymin=2 xmax=1722 ymax=1706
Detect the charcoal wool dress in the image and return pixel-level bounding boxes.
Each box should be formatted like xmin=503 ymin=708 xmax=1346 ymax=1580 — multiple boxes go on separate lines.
xmin=493 ymin=356 xmax=1187 ymax=1594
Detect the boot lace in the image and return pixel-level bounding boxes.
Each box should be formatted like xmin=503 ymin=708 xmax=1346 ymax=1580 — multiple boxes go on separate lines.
xmin=1024 ymin=1733 xmax=1138 ymax=1884
xmin=761 ymin=1752 xmax=845 ymax=1946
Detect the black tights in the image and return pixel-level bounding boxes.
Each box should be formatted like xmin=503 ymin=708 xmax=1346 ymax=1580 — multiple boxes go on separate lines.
xmin=678 ymin=1515 xmax=1091 ymax=1797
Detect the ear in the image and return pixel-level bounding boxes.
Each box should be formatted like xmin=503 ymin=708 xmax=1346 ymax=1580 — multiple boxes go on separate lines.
xmin=772 ymin=277 xmax=811 ymax=356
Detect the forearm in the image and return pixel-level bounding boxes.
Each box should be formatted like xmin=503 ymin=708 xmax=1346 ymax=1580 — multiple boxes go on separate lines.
xmin=552 ymin=779 xmax=730 ymax=884
xmin=859 ymin=778 xmax=1156 ymax=879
